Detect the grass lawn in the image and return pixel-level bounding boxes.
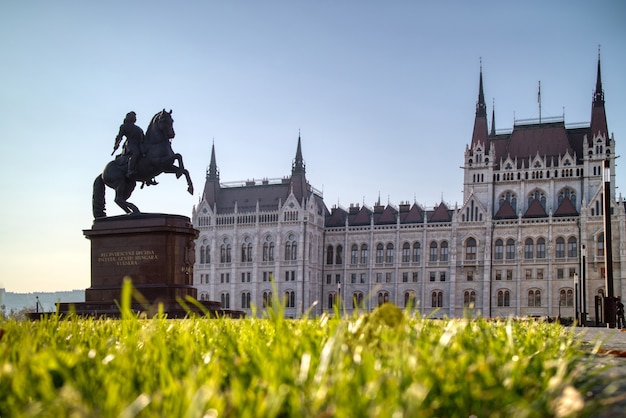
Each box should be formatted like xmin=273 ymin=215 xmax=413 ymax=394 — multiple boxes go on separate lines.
xmin=0 ymin=288 xmax=614 ymax=417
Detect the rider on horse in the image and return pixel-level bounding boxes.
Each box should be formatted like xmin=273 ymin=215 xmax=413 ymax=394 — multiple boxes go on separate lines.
xmin=112 ymin=111 xmax=144 ymax=177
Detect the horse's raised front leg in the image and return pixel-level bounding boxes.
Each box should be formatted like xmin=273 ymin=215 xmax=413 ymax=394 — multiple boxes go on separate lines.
xmin=162 ymin=164 xmax=194 ymax=195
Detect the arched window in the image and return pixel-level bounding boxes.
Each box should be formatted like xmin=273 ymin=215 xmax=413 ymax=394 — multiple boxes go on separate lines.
xmin=528 ymin=290 xmax=541 ymax=307
xmin=220 ymin=292 xmax=230 ymax=309
xmin=559 ymin=289 xmax=574 ymax=307
xmin=263 ymin=291 xmax=273 ymax=307
xmin=326 ymin=245 xmax=334 ymax=265
xmin=463 ymin=290 xmax=476 ymax=307
xmin=285 ymin=234 xmax=298 ymax=261
xmin=351 ymin=244 xmax=359 ymax=264
xmin=220 ymin=242 xmax=232 ymax=263
xmin=360 ymin=244 xmax=369 ymax=264
xmin=402 ymin=242 xmax=411 ymax=263
xmin=284 ymin=291 xmax=295 ymax=308
xmin=506 ymin=239 xmax=515 ymax=260
xmin=241 ymin=292 xmax=251 ymax=309
xmin=431 ymin=291 xmax=443 ymax=308
xmin=555 ymin=237 xmax=565 ymax=258
xmin=528 ymin=190 xmax=547 ymax=209
xmin=597 ymin=233 xmax=605 ymax=257
xmin=328 ymin=292 xmax=337 ymax=309
xmin=335 ymin=245 xmax=343 ymax=264
xmin=385 ymin=243 xmax=394 ymax=263
xmin=352 ymin=292 xmax=364 ymax=309
xmin=440 ymin=241 xmax=449 ymax=262
xmin=241 ymin=240 xmax=252 ymax=262
xmin=429 ymin=241 xmax=438 ymax=262
xmin=377 ymin=291 xmax=390 ymax=306
xmin=497 ymin=290 xmax=510 ymax=307
xmin=465 ymin=238 xmax=477 ymax=260
xmin=200 ymin=245 xmax=211 ymax=264
xmin=498 ymin=191 xmax=518 ymax=213
xmin=536 ymin=238 xmax=546 ymax=259
xmin=567 ymin=237 xmax=577 ymax=258
xmin=558 ymin=188 xmax=577 ymax=206
xmin=524 ymin=238 xmax=534 ymax=259
xmin=376 ymin=243 xmax=384 ymax=264
xmin=412 ymin=242 xmax=421 ymax=263
xmin=404 ymin=291 xmax=416 ymax=308
xmin=494 ymin=239 xmax=504 ymax=260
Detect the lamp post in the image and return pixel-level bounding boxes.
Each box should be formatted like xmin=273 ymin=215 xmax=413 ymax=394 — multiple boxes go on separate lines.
xmin=603 ymin=159 xmax=616 ymax=328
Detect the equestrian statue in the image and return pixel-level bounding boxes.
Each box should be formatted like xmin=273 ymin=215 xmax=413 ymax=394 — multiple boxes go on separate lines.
xmin=92 ymin=109 xmax=194 ymax=218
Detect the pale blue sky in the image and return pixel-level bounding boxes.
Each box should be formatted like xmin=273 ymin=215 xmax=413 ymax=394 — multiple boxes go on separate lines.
xmin=1 ymin=1 xmax=625 ymax=292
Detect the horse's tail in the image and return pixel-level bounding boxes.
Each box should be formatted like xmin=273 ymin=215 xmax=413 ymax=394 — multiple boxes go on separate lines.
xmin=92 ymin=175 xmax=106 ymax=218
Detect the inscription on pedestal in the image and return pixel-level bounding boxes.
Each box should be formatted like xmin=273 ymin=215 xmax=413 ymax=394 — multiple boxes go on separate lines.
xmin=97 ymin=250 xmax=159 ymax=266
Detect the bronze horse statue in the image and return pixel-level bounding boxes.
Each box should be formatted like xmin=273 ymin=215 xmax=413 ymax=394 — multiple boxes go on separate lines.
xmin=92 ymin=109 xmax=194 ymax=218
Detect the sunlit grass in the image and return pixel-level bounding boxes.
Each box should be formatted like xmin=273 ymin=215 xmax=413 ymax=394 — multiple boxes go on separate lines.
xmin=0 ymin=287 xmax=612 ymax=417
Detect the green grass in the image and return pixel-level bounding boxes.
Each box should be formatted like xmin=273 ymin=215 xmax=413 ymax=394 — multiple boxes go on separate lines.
xmin=0 ymin=290 xmax=612 ymax=417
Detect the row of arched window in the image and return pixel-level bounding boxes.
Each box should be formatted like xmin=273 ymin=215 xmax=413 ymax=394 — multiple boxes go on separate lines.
xmin=497 ymin=188 xmax=578 ymax=213
xmin=198 ymin=234 xmax=298 ymax=264
xmin=218 ymin=290 xmax=297 ymax=310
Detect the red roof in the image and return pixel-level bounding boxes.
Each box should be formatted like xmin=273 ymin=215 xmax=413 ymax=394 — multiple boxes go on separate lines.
xmin=429 ymin=202 xmax=451 ymax=222
xmin=524 ymin=199 xmax=548 ymax=218
xmin=554 ymin=197 xmax=578 ymax=217
xmin=400 ymin=203 xmax=424 ymax=224
xmin=494 ymin=200 xmax=517 ymax=219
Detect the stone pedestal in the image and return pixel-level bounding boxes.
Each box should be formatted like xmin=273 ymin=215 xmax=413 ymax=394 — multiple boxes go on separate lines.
xmin=56 ymin=213 xmax=242 ymax=318
xmin=84 ymin=213 xmax=197 ymax=304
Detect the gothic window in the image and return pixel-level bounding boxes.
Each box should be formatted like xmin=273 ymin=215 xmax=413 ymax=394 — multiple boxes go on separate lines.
xmin=558 ymin=188 xmax=577 ymax=206
xmin=241 ymin=239 xmax=252 ymax=262
xmin=536 ymin=238 xmax=546 ymax=259
xmin=498 ymin=191 xmax=518 ymax=213
xmin=385 ymin=243 xmax=394 ymax=263
xmin=200 ymin=245 xmax=211 ymax=264
xmin=528 ymin=190 xmax=547 ymax=209
xmin=528 ymin=289 xmax=541 ymax=307
xmin=263 ymin=291 xmax=273 ymax=307
xmin=404 ymin=291 xmax=417 ymax=308
xmin=284 ymin=291 xmax=295 ymax=308
xmin=241 ymin=292 xmax=251 ymax=309
xmin=284 ymin=238 xmax=294 ymax=261
xmin=506 ymin=239 xmax=515 ymax=260
xmin=376 ymin=243 xmax=384 ymax=264
xmin=524 ymin=238 xmax=534 ymax=259
xmin=402 ymin=242 xmax=411 ymax=263
xmin=555 ymin=237 xmax=565 ymax=258
xmin=352 ymin=292 xmax=364 ymax=308
xmin=431 ymin=291 xmax=443 ymax=308
xmin=497 ymin=290 xmax=510 ymax=307
xmin=567 ymin=237 xmax=577 ymax=258
xmin=351 ymin=244 xmax=358 ymax=264
xmin=465 ymin=238 xmax=477 ymax=260
xmin=429 ymin=241 xmax=438 ymax=262
xmin=597 ymin=233 xmax=604 ymax=257
xmin=559 ymin=289 xmax=574 ymax=307
xmin=440 ymin=241 xmax=449 ymax=262
xmin=335 ymin=245 xmax=343 ymax=265
xmin=494 ymin=239 xmax=504 ymax=260
xmin=326 ymin=245 xmax=334 ymax=265
xmin=220 ymin=293 xmax=230 ymax=309
xmin=377 ymin=291 xmax=390 ymax=306
xmin=360 ymin=244 xmax=369 ymax=264
xmin=412 ymin=242 xmax=421 ymax=263
xmin=463 ymin=290 xmax=476 ymax=307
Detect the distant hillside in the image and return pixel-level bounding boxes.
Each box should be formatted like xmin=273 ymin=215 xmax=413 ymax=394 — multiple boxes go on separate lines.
xmin=0 ymin=289 xmax=85 ymax=314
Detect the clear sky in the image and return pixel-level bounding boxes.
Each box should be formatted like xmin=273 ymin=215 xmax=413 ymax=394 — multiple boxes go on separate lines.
xmin=1 ymin=1 xmax=625 ymax=293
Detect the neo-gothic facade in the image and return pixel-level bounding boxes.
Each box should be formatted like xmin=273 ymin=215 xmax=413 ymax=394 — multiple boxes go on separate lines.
xmin=192 ymin=57 xmax=625 ymax=321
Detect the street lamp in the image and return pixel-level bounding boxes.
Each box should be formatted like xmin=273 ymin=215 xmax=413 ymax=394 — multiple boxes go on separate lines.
xmin=603 ymin=159 xmax=616 ymax=328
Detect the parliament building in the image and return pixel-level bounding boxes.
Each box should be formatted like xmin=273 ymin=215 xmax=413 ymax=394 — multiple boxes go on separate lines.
xmin=192 ymin=56 xmax=625 ymax=321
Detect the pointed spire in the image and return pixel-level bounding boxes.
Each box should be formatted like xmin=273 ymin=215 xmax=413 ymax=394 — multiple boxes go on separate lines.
xmin=590 ymin=47 xmax=609 ymax=143
xmin=594 ymin=46 xmax=604 ymax=106
xmin=471 ymin=59 xmax=489 ymax=148
xmin=476 ymin=58 xmax=487 ymax=118
xmin=490 ymin=99 xmax=496 ymax=136
xmin=292 ymin=130 xmax=305 ymax=174
xmin=207 ymin=140 xmax=219 ymax=181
